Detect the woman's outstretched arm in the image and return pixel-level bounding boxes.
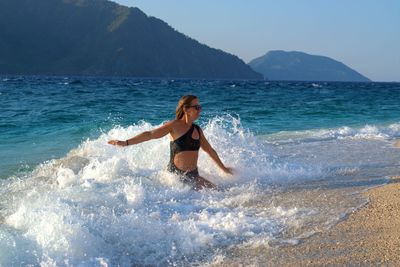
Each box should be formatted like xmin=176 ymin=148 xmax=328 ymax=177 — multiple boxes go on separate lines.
xmin=199 ymin=128 xmax=233 ymax=175
xmin=108 ymin=121 xmax=174 ymax=147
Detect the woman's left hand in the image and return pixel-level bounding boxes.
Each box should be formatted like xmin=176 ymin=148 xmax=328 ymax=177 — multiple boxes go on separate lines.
xmin=222 ymin=166 xmax=234 ymax=175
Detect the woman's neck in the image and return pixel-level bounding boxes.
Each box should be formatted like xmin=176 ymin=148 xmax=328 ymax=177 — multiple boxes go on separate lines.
xmin=182 ymin=116 xmax=194 ymax=125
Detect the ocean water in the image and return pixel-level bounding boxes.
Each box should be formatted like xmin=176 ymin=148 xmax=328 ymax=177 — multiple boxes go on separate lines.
xmin=0 ymin=76 xmax=399 ymax=266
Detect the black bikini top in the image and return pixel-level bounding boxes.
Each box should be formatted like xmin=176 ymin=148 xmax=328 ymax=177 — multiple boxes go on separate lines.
xmin=170 ymin=124 xmax=201 ymax=160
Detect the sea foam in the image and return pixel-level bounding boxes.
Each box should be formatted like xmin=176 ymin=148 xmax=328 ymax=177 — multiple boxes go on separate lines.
xmin=263 ymin=122 xmax=400 ymax=144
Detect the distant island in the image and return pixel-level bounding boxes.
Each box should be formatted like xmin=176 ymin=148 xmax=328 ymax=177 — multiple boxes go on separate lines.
xmin=0 ymin=0 xmax=262 ymax=80
xmin=248 ymin=50 xmax=371 ymax=82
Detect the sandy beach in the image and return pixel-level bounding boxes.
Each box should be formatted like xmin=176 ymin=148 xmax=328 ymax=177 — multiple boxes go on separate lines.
xmin=262 ymin=176 xmax=400 ymax=266
xmin=214 ymin=176 xmax=400 ymax=267
xmin=293 ymin=176 xmax=400 ymax=266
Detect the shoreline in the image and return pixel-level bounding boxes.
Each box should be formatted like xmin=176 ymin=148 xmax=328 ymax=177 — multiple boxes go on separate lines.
xmin=214 ymin=176 xmax=400 ymax=266
xmin=267 ymin=176 xmax=400 ymax=266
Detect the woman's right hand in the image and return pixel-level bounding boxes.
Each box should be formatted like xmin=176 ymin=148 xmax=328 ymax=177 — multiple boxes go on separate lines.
xmin=108 ymin=140 xmax=126 ymax=147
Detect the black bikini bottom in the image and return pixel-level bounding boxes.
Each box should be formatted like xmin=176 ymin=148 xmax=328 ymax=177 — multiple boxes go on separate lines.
xmin=167 ymin=163 xmax=199 ymax=186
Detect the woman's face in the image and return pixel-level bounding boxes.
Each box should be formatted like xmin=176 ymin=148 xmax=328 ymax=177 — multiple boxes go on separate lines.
xmin=185 ymin=98 xmax=202 ymax=120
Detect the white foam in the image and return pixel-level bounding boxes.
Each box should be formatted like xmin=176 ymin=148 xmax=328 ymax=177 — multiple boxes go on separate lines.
xmin=264 ymin=122 xmax=400 ymax=144
xmin=56 ymin=167 xmax=78 ymax=188
xmin=311 ymin=83 xmax=323 ymax=88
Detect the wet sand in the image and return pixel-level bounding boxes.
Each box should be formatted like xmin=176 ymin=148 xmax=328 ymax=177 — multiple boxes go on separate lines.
xmin=268 ymin=176 xmax=400 ymax=266
xmin=213 ymin=176 xmax=400 ymax=266
xmin=263 ymin=176 xmax=400 ymax=266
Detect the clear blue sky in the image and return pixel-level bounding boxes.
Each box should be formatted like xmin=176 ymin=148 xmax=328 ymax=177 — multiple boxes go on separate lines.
xmin=116 ymin=0 xmax=400 ymax=82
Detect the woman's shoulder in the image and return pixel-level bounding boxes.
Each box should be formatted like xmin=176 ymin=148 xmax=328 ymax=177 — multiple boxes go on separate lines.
xmin=164 ymin=120 xmax=201 ymax=130
xmin=163 ymin=119 xmax=177 ymax=125
xmin=163 ymin=119 xmax=181 ymax=129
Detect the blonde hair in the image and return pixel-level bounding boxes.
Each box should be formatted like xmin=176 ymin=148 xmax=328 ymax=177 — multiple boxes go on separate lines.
xmin=175 ymin=95 xmax=198 ymax=119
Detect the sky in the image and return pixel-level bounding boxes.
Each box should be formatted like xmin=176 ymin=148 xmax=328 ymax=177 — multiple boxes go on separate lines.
xmin=116 ymin=0 xmax=400 ymax=82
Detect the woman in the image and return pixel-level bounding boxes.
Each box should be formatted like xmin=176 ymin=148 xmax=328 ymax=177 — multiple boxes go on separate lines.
xmin=108 ymin=95 xmax=233 ymax=190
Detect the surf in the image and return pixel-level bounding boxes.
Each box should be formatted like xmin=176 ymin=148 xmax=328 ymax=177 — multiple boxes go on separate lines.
xmin=0 ymin=116 xmax=333 ymax=265
xmin=1 ymin=115 xmax=399 ymax=266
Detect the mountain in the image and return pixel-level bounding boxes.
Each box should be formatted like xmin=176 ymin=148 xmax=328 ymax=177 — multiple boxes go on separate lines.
xmin=248 ymin=50 xmax=370 ymax=82
xmin=0 ymin=0 xmax=262 ymax=80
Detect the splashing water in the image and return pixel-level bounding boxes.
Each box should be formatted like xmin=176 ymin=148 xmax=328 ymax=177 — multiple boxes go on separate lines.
xmin=1 ymin=114 xmax=399 ymax=266
xmin=0 ymin=116 xmax=334 ymax=265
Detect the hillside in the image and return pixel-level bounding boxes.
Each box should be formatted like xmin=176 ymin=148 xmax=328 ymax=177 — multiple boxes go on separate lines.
xmin=0 ymin=0 xmax=262 ymax=79
xmin=249 ymin=50 xmax=370 ymax=82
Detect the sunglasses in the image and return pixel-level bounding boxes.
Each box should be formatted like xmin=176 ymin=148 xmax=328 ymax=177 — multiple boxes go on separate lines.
xmin=186 ymin=104 xmax=202 ymax=111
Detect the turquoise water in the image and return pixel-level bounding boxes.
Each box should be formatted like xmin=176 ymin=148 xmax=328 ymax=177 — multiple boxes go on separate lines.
xmin=1 ymin=77 xmax=399 ymax=178
xmin=1 ymin=76 xmax=400 ymax=266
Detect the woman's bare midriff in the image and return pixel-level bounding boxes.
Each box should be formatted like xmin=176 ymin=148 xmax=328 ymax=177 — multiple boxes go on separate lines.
xmin=173 ymin=151 xmax=199 ymax=172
